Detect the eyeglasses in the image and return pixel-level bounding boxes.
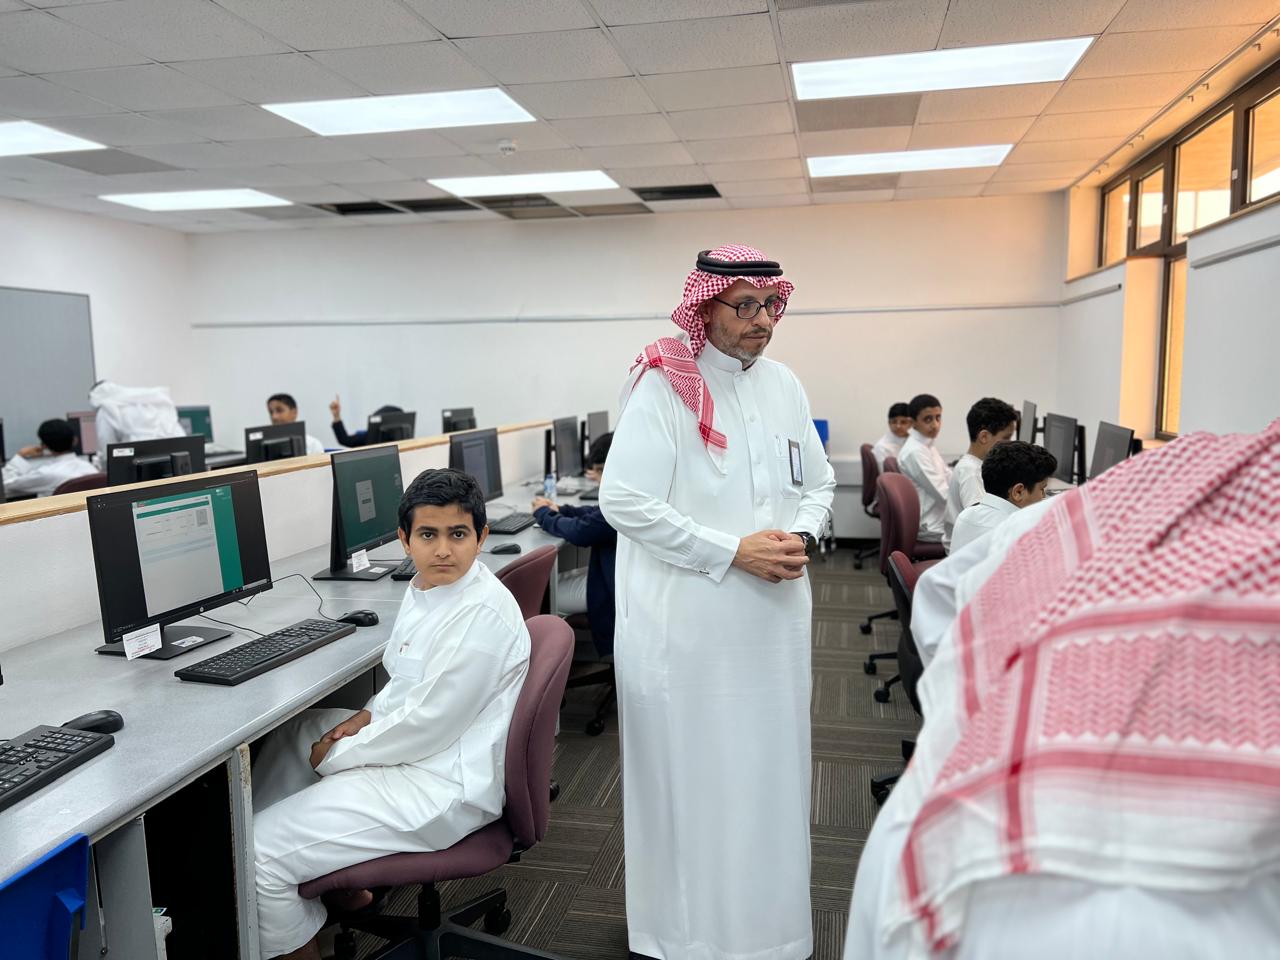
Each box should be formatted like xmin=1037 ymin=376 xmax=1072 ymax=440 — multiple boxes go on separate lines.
xmin=710 ymin=295 xmax=788 ymax=320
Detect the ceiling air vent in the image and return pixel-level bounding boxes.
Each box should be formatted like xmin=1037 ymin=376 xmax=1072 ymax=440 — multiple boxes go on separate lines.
xmin=634 ymin=183 xmax=720 ymax=202
xmin=313 ymin=201 xmax=405 ymax=216
xmin=390 ymin=197 xmax=476 ymax=212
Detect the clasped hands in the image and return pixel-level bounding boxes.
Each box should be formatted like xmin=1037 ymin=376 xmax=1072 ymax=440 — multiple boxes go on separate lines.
xmin=309 ymin=708 xmax=372 ymax=769
xmin=732 ymin=530 xmax=809 ymax=583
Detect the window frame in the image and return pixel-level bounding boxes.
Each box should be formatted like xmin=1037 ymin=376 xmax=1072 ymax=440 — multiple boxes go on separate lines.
xmin=1155 ymin=256 xmax=1188 ymax=441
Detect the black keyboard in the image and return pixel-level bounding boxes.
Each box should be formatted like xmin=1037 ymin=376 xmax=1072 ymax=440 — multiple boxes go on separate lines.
xmin=391 ymin=556 xmax=416 ymax=581
xmin=577 ymin=486 xmax=600 ymax=501
xmin=488 ymin=511 xmax=535 ymax=535
xmin=175 ymin=618 xmax=356 ymax=686
xmin=0 ymin=726 xmax=114 ymax=813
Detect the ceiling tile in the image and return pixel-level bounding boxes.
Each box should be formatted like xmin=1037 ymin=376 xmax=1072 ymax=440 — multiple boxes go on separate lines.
xmin=268 ymin=184 xmax=371 ymax=203
xmin=642 ymin=65 xmax=786 ymax=112
xmin=0 ymin=154 xmax=111 ymax=178
xmin=1005 ymin=136 xmax=1122 ymax=163
xmin=811 ymin=188 xmax=895 ymax=204
xmin=172 ymin=54 xmax=366 ymax=104
xmin=646 ymin=197 xmax=730 ymax=211
xmin=715 ymin=177 xmax=808 ymax=197
xmin=356 ymin=180 xmax=449 ymax=200
xmin=383 ymin=154 xmax=501 ymax=178
xmin=332 ymin=130 xmax=466 ymax=159
xmin=213 ymin=0 xmax=439 ymax=50
xmin=40 ymin=148 xmax=176 ymax=175
xmin=799 ymin=126 xmax=912 ymax=155
xmin=1073 ymin=25 xmax=1257 ymax=79
xmin=572 ymin=201 xmax=651 ymax=216
xmin=939 ymin=0 xmax=1126 ymax=48
xmin=53 ymin=0 xmax=291 ymax=62
xmin=608 ymin=164 xmax=707 ymax=187
xmin=419 ymin=207 xmax=503 ymax=221
xmin=779 ymin=0 xmax=948 ymax=62
xmin=0 ymin=10 xmax=147 ymax=73
xmin=610 ymin=15 xmax=778 ymax=74
xmin=484 ymin=148 xmax=593 ymax=173
xmin=590 ymin=0 xmax=766 ymax=26
xmin=984 ymin=178 xmax=1077 ymax=195
xmin=310 ymin=42 xmax=493 ymax=95
xmin=129 ymin=141 xmax=262 ymax=166
xmin=728 ymin=194 xmax=811 ymax=208
xmin=215 ymin=165 xmax=327 ymax=186
xmin=668 ymin=102 xmax=793 ymax=140
xmin=219 ymin=136 xmax=368 ymax=164
xmin=1023 ymin=106 xmax=1156 ymax=141
xmin=0 ymin=0 xmax=28 ymax=10
xmin=441 ymin=121 xmax=570 ymax=153
xmin=895 ymin=183 xmax=986 ymax=199
xmin=703 ymin=157 xmax=804 ymax=181
xmin=908 ymin=116 xmax=1034 ymax=149
xmin=286 ymin=158 xmax=405 ymax=182
xmin=811 ymin=172 xmax=899 ymax=192
xmin=0 ymin=76 xmax=122 ymax=117
xmin=454 ymin=29 xmax=629 ymax=84
xmin=45 ymin=64 xmax=241 ymax=112
xmin=990 ymin=159 xmax=1092 ymax=181
xmin=404 ymin=0 xmax=595 ymax=36
xmin=510 ymin=77 xmax=657 ymax=119
xmin=96 ymin=169 xmax=240 ymax=190
xmin=43 ymin=112 xmax=206 ymax=145
xmin=917 ymin=83 xmax=1061 ymax=123
xmin=143 ymin=105 xmax=311 ymax=141
xmin=543 ymin=186 xmax=639 ymax=205
xmin=581 ymin=141 xmax=697 ymax=167
xmin=550 ymin=113 xmax=677 ymax=147
xmin=1045 ymin=71 xmax=1201 ymax=113
xmin=796 ymin=94 xmax=920 ymax=132
xmin=687 ymin=133 xmax=798 ymax=163
xmin=1110 ymin=0 xmax=1279 ymax=31
xmin=898 ymin=166 xmax=996 ymax=186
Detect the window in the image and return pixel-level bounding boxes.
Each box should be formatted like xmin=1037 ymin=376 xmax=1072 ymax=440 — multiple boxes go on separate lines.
xmin=1249 ymin=90 xmax=1280 ymax=202
xmin=1174 ymin=111 xmax=1233 ymax=242
xmin=1135 ymin=167 xmax=1164 ymax=248
xmin=1158 ymin=257 xmax=1188 ymax=437
xmin=1101 ymin=181 xmax=1129 ymax=265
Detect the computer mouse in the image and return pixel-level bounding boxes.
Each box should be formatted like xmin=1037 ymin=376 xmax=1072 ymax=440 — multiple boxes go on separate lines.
xmin=63 ymin=709 xmax=124 ymax=734
xmin=337 ymin=610 xmax=380 ymax=627
xmin=490 ymin=543 xmax=522 ymax=555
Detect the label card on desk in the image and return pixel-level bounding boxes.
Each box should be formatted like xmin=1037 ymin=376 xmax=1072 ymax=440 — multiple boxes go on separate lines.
xmin=171 ymin=636 xmax=207 ymax=648
xmin=351 ymin=549 xmax=370 ymax=573
xmin=122 ymin=623 xmax=162 ymax=660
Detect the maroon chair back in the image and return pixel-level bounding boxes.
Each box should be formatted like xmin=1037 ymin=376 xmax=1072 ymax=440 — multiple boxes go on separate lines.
xmin=876 ymin=473 xmax=922 ymax=576
xmin=882 ymin=455 xmax=900 ymax=474
xmin=53 ymin=473 xmax=107 ymax=496
xmin=494 ymin=545 xmax=557 ymax=620
xmin=859 ymin=444 xmax=880 ymax=515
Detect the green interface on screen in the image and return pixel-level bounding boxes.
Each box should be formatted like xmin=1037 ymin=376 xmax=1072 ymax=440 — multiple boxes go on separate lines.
xmin=132 ymin=485 xmax=243 ymax=616
xmin=177 ymin=406 xmax=213 ymax=442
xmin=334 ymin=452 xmax=403 ymax=555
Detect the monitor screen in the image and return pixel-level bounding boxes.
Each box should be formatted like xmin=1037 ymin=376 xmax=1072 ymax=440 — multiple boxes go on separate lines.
xmin=441 ymin=408 xmax=476 ymax=433
xmin=1090 ymin=421 xmax=1135 ymax=479
xmin=1042 ymin=413 xmax=1077 ymax=484
xmin=245 ymin=422 xmax=307 ymax=464
xmin=368 ymin=411 xmax=415 ymax=444
xmin=67 ymin=410 xmax=97 ymax=456
xmin=1018 ymin=400 xmax=1037 ymax=444
xmin=587 ymin=410 xmax=609 ymax=441
xmin=87 ymin=471 xmax=272 ymax=644
xmin=332 ymin=445 xmax=403 ymax=557
xmin=106 ymin=437 xmax=206 ymax=486
xmin=176 ymin=405 xmax=213 ymax=442
xmin=449 ymin=428 xmax=503 ymax=501
xmin=553 ymin=416 xmax=582 ymax=478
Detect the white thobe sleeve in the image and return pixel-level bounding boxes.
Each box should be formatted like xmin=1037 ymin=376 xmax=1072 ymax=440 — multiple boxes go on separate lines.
xmin=2 ymin=455 xmax=38 ymax=496
xmin=791 ymin=380 xmax=835 ymax=538
xmin=952 ymin=468 xmax=983 ymax=515
xmin=913 ymin=449 xmax=950 ymax=504
xmin=305 ymin=434 xmax=326 ymax=456
xmin=316 ymin=605 xmax=517 ymax=774
xmin=600 ymin=370 xmax=741 ymax=583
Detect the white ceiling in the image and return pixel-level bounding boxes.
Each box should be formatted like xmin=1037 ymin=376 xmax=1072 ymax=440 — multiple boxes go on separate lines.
xmin=0 ymin=0 xmax=1276 ymax=230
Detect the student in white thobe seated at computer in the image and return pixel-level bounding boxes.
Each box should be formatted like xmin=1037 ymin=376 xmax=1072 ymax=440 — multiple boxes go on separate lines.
xmin=250 ymin=469 xmax=529 ymax=960
xmin=897 ymin=394 xmax=950 ymax=543
xmin=943 ymin=397 xmax=1018 ymax=547
xmin=88 ymin=379 xmax=185 ymax=469
xmin=1 ymin=418 xmax=97 ymax=497
xmin=871 ymin=402 xmax=913 ymax=470
xmin=266 ymin=392 xmax=327 ymax=455
xmin=949 ymin=440 xmax=1056 ymax=553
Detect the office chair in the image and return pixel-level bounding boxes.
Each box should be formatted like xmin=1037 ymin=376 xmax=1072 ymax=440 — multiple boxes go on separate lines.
xmin=854 ymin=444 xmax=882 ymax=571
xmin=882 ymin=455 xmax=900 ymax=473
xmin=0 ymin=833 xmax=90 ymax=960
xmin=299 ymin=615 xmax=573 ymax=960
xmin=494 ymin=546 xmax=558 ymax=620
xmin=52 ymin=473 xmax=108 ymax=496
xmin=562 ymin=612 xmax=615 ymax=737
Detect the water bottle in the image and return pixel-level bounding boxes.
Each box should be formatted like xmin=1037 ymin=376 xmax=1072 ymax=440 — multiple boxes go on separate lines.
xmin=543 ymin=472 xmax=556 ymax=499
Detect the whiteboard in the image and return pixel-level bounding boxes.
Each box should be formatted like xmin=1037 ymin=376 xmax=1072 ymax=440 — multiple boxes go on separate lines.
xmin=0 ymin=285 xmax=96 ymax=457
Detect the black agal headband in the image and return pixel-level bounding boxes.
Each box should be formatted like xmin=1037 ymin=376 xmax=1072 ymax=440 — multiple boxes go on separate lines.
xmin=695 ymin=249 xmax=784 ymax=277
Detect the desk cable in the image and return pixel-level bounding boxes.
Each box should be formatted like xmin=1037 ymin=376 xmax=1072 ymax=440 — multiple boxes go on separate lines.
xmin=199 ymin=573 xmax=342 ymax=637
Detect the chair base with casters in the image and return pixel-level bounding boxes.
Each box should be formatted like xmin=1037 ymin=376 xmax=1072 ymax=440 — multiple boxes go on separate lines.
xmin=870 ymin=739 xmax=915 ymax=806
xmin=562 ymin=612 xmax=615 ymax=737
xmin=859 ymin=607 xmax=898 ymax=635
xmin=873 ymin=673 xmax=900 ymax=703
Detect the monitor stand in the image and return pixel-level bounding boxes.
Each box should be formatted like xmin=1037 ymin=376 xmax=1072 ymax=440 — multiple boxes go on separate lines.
xmin=96 ymin=624 xmax=230 ymax=660
xmin=312 ymin=562 xmax=393 ymax=582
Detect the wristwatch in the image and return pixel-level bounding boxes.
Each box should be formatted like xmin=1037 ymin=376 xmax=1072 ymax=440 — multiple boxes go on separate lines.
xmin=793 ymin=531 xmax=817 ymax=556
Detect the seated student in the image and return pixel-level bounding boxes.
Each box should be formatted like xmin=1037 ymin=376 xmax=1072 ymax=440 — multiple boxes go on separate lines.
xmin=950 ymin=440 xmax=1056 ymax=553
xmin=265 ymin=393 xmax=326 ymax=455
xmin=944 ymin=397 xmax=1018 ymax=546
xmin=250 ymin=469 xmax=530 ymax=960
xmin=530 ymin=433 xmax=617 ymax=656
xmin=896 ymin=394 xmax=950 ymax=542
xmin=871 ymin=402 xmax=912 ymax=470
xmin=88 ymin=379 xmax=184 ymax=469
xmin=328 ymin=395 xmax=403 ymax=448
xmin=1 ymin=418 xmax=97 ymax=497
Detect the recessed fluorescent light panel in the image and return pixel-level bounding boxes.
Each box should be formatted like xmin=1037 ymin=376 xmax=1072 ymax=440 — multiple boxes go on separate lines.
xmin=793 ymin=36 xmax=1094 ymax=100
xmin=808 ymin=145 xmax=1012 ymax=177
xmin=0 ymin=121 xmax=105 ymax=158
xmin=99 ymin=189 xmax=291 ymax=211
xmin=263 ymin=88 xmax=534 ymax=136
xmin=430 ymin=170 xmax=618 ymax=198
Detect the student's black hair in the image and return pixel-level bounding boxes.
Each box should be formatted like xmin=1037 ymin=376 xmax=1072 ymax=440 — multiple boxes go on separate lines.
xmin=398 ymin=468 xmax=487 ymax=537
xmin=966 ymin=397 xmax=1018 ymax=441
xmin=888 ymin=402 xmax=911 ymax=420
xmin=267 ymin=392 xmax=297 ymax=410
xmin=587 ymin=432 xmax=613 ymax=467
xmin=908 ymin=394 xmax=941 ymax=420
xmin=374 ymin=405 xmax=403 ymax=415
xmin=37 ymin=418 xmax=76 ymax=454
xmin=981 ymin=441 xmax=1057 ymax=501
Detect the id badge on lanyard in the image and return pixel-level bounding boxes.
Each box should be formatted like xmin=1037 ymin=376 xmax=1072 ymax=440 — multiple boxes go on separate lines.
xmin=788 ymin=439 xmax=803 ymax=486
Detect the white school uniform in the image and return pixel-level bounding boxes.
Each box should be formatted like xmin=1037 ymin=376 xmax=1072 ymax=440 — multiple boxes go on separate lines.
xmin=943 ymin=452 xmax=983 ymax=546
xmin=88 ymin=381 xmax=185 ymax=469
xmin=871 ymin=431 xmax=905 ymax=471
xmin=897 ymin=428 xmax=951 ymax=543
xmin=948 ymin=491 xmax=1019 ymax=554
xmin=1 ymin=451 xmax=96 ymax=497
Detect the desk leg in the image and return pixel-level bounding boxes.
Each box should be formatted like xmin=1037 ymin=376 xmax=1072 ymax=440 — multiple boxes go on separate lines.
xmin=95 ymin=818 xmax=161 ymax=959
xmin=228 ymin=744 xmax=261 ymax=960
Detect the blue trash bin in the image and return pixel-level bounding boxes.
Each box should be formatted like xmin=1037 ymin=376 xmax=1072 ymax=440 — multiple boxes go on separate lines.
xmin=813 ymin=418 xmax=830 ymax=450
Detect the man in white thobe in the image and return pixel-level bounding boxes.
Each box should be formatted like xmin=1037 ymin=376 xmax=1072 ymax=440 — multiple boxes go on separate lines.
xmin=88 ymin=380 xmax=185 ymax=469
xmin=600 ymin=244 xmax=835 ymax=960
xmin=871 ymin=402 xmax=912 ymax=470
xmin=2 ymin=418 xmax=97 ymax=496
xmin=942 ymin=398 xmax=1017 ymax=547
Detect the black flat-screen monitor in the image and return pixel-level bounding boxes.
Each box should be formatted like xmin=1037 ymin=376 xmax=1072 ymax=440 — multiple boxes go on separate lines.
xmin=442 ymin=408 xmax=477 ymax=433
xmin=106 ymin=437 xmax=205 ymax=486
xmin=87 ymin=470 xmax=272 ymax=659
xmin=449 ymin=428 xmax=502 ymax=501
xmin=368 ymin=411 xmax=415 ymax=444
xmin=177 ymin=405 xmax=214 ymax=442
xmin=67 ymin=410 xmax=98 ymax=457
xmin=1090 ymin=421 xmax=1135 ymax=479
xmin=313 ymin=446 xmax=404 ymax=581
xmin=0 ymin=417 xmax=5 ymax=462
xmin=1018 ymin=400 xmax=1037 ymax=444
xmin=245 ymin=422 xmax=307 ymax=464
xmin=1042 ymin=413 xmax=1078 ymax=484
xmin=553 ymin=416 xmax=582 ymax=478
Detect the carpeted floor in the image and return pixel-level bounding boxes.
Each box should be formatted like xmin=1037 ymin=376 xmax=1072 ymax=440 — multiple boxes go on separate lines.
xmin=356 ymin=548 xmax=920 ymax=959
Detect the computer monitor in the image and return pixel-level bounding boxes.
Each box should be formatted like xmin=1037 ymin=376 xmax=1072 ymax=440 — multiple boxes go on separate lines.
xmin=1090 ymin=421 xmax=1136 ymax=479
xmin=1042 ymin=413 xmax=1079 ymax=484
xmin=176 ymin=405 xmax=213 ymax=442
xmin=1018 ymin=400 xmax=1037 ymax=444
xmin=313 ymin=446 xmax=404 ymax=581
xmin=0 ymin=417 xmax=5 ymax=462
xmin=106 ymin=437 xmax=206 ymax=486
xmin=67 ymin=410 xmax=98 ymax=457
xmin=245 ymin=422 xmax=307 ymax=464
xmin=553 ymin=416 xmax=582 ymax=478
xmin=586 ymin=411 xmax=609 ymax=442
xmin=368 ymin=411 xmax=415 ymax=444
xmin=442 ymin=408 xmax=477 ymax=433
xmin=87 ymin=470 xmax=272 ymax=659
xmin=449 ymin=428 xmax=503 ymax=501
